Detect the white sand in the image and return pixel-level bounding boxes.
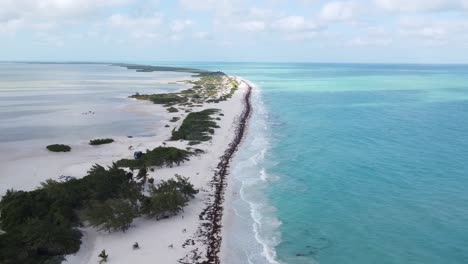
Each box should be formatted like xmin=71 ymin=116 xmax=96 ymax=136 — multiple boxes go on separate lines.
xmin=0 ymin=76 xmax=250 ymax=263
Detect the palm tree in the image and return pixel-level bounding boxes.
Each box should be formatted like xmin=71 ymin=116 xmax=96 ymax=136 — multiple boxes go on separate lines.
xmin=98 ymin=249 xmax=108 ymax=263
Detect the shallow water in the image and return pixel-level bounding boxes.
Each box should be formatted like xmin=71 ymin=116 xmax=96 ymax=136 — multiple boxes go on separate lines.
xmin=157 ymin=62 xmax=468 ymax=264
xmin=0 ymin=63 xmax=191 ymax=143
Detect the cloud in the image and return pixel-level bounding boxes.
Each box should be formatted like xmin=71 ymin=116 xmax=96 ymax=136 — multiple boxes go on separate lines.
xmin=374 ymin=0 xmax=466 ymax=12
xmin=0 ymin=0 xmax=133 ymax=20
xmin=319 ymin=1 xmax=358 ymax=22
xmin=193 ymin=31 xmax=211 ymax=40
xmin=0 ymin=18 xmax=23 ymax=34
xmin=109 ymin=13 xmax=163 ymax=29
xmin=395 ymin=16 xmax=468 ymax=47
xmin=170 ymin=20 xmax=193 ymax=33
xmin=178 ymin=0 xmax=241 ymax=14
xmin=272 ymin=16 xmax=319 ymax=32
xmin=108 ymin=13 xmax=164 ymax=41
xmin=236 ymin=20 xmax=266 ymax=32
xmin=349 ymin=36 xmax=392 ymax=46
xmin=398 ymin=17 xmax=448 ymax=40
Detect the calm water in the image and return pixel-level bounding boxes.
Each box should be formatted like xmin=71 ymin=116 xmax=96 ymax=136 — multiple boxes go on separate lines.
xmin=0 ymin=63 xmax=191 ymax=143
xmin=155 ymin=62 xmax=468 ymax=264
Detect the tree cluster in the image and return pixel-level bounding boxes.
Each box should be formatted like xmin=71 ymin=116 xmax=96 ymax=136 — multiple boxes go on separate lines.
xmin=115 ymin=146 xmax=192 ymax=169
xmin=0 ymin=163 xmax=197 ymax=263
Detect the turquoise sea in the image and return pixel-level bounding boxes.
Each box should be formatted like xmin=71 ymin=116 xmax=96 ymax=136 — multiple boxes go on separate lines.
xmin=161 ymin=62 xmax=468 ymax=264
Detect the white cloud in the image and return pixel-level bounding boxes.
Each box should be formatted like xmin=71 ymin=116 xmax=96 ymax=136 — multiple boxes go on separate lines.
xmin=395 ymin=16 xmax=468 ymax=47
xmin=374 ymin=0 xmax=467 ymax=12
xmin=319 ymin=1 xmax=358 ymax=22
xmin=193 ymin=31 xmax=211 ymax=40
xmin=0 ymin=0 xmax=133 ymax=19
xmin=349 ymin=36 xmax=392 ymax=46
xmin=109 ymin=13 xmax=163 ymax=29
xmin=398 ymin=17 xmax=448 ymax=40
xmin=179 ymin=0 xmax=241 ymax=14
xmin=272 ymin=16 xmax=319 ymax=32
xmin=0 ymin=18 xmax=23 ymax=34
xmin=248 ymin=7 xmax=275 ymax=19
xmin=170 ymin=20 xmax=193 ymax=33
xmin=237 ymin=20 xmax=266 ymax=32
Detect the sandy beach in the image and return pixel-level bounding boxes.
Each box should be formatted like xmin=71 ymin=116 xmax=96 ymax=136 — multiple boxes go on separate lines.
xmin=0 ymin=72 xmax=251 ymax=263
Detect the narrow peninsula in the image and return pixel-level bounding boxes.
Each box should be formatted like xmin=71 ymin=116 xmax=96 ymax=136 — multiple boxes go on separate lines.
xmin=0 ymin=63 xmax=252 ymax=264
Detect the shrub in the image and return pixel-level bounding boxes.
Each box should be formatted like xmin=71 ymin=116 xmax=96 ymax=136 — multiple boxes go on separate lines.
xmin=167 ymin=107 xmax=179 ymax=113
xmin=0 ymin=161 xmax=197 ymax=263
xmin=140 ymin=176 xmax=198 ymax=219
xmin=130 ymin=93 xmax=187 ymax=105
xmin=115 ymin=147 xmax=191 ymax=169
xmin=46 ymin=144 xmax=71 ymax=152
xmin=83 ymin=199 xmax=137 ymax=232
xmin=171 ymin=109 xmax=220 ymax=141
xmin=89 ymin=138 xmax=114 ymax=145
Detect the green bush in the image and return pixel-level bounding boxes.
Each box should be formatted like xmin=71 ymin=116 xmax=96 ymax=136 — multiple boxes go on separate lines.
xmin=89 ymin=138 xmax=114 ymax=145
xmin=83 ymin=199 xmax=137 ymax=232
xmin=0 ymin=163 xmax=197 ymax=263
xmin=171 ymin=109 xmax=220 ymax=141
xmin=115 ymin=147 xmax=191 ymax=169
xmin=167 ymin=107 xmax=179 ymax=113
xmin=46 ymin=144 xmax=71 ymax=152
xmin=130 ymin=93 xmax=187 ymax=105
xmin=140 ymin=175 xmax=198 ymax=219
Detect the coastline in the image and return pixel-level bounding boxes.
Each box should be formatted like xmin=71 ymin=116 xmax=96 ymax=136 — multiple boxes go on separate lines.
xmin=0 ymin=63 xmax=253 ymax=264
xmin=65 ymin=76 xmax=252 ymax=264
xmin=180 ymin=81 xmax=252 ymax=263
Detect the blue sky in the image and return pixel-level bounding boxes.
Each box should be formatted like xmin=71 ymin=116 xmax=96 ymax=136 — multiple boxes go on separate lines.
xmin=1 ymin=0 xmax=468 ymax=63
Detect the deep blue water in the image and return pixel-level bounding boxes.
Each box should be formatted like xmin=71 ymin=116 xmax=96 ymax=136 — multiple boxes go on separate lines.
xmin=155 ymin=62 xmax=468 ymax=264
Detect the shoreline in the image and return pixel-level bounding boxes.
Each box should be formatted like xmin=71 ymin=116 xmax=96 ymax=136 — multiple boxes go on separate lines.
xmin=187 ymin=82 xmax=252 ymax=263
xmin=65 ymin=76 xmax=252 ymax=264
xmin=0 ymin=63 xmax=254 ymax=264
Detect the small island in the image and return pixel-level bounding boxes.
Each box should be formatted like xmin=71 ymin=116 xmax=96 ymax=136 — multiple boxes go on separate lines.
xmin=89 ymin=138 xmax=115 ymax=145
xmin=46 ymin=144 xmax=71 ymax=152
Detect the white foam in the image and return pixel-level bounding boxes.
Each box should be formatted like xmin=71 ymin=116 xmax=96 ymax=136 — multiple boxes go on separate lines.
xmin=229 ymin=79 xmax=283 ymax=264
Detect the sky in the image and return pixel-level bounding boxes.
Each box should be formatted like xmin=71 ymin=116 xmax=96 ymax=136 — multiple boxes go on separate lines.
xmin=1 ymin=0 xmax=468 ymax=63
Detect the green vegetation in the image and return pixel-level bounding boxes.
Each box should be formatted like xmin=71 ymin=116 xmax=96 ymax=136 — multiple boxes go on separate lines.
xmin=188 ymin=141 xmax=201 ymax=146
xmin=167 ymin=107 xmax=179 ymax=113
xmin=0 ymin=164 xmax=197 ymax=263
xmin=140 ymin=175 xmax=198 ymax=220
xmin=99 ymin=250 xmax=108 ymax=263
xmin=83 ymin=199 xmax=137 ymax=232
xmin=170 ymin=117 xmax=180 ymax=122
xmin=129 ymin=73 xmax=239 ymax=109
xmin=130 ymin=93 xmax=187 ymax=106
xmin=89 ymin=138 xmax=115 ymax=145
xmin=113 ymin=63 xmax=223 ymax=77
xmin=171 ymin=109 xmax=220 ymax=142
xmin=46 ymin=144 xmax=71 ymax=152
xmin=115 ymin=146 xmax=192 ymax=169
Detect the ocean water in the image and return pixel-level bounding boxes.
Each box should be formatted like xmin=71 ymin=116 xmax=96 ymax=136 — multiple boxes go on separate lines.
xmin=156 ymin=62 xmax=468 ymax=264
xmin=0 ymin=63 xmax=191 ymax=144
